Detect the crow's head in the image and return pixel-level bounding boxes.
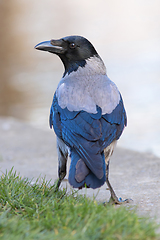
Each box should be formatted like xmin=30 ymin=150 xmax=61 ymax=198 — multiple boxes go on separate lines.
xmin=35 ymin=35 xmax=100 ymax=75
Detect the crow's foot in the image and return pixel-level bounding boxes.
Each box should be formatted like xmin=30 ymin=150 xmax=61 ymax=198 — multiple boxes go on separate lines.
xmin=108 ymin=196 xmax=133 ymax=205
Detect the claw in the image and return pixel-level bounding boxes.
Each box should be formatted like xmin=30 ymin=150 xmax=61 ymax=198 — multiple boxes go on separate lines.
xmin=119 ymin=198 xmax=133 ymax=204
xmin=109 ymin=197 xmax=133 ymax=205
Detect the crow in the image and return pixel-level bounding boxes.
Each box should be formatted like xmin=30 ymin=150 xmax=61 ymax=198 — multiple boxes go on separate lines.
xmin=35 ymin=35 xmax=128 ymax=204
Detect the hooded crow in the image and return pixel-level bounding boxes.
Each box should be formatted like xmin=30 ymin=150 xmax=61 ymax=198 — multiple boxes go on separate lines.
xmin=35 ymin=36 xmax=128 ymax=204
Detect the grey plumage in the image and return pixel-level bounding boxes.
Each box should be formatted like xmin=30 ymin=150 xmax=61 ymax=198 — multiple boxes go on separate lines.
xmin=56 ymin=56 xmax=120 ymax=114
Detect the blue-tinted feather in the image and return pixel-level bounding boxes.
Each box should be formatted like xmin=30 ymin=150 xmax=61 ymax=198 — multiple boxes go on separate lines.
xmin=50 ymin=93 xmax=127 ymax=188
xmin=69 ymin=150 xmax=106 ymax=189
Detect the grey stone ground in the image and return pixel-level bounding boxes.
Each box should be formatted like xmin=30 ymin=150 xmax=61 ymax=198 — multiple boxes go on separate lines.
xmin=0 ymin=117 xmax=160 ymax=224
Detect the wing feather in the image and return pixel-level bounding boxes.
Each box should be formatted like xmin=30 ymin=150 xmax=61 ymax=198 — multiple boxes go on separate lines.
xmin=50 ymin=94 xmax=127 ymax=179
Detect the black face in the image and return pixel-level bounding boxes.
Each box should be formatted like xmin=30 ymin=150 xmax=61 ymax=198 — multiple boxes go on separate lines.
xmin=35 ymin=35 xmax=99 ymax=76
xmin=57 ymin=36 xmax=98 ymax=75
xmin=58 ymin=36 xmax=97 ymax=61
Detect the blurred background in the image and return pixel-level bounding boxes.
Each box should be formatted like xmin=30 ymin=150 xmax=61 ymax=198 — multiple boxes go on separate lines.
xmin=0 ymin=0 xmax=160 ymax=156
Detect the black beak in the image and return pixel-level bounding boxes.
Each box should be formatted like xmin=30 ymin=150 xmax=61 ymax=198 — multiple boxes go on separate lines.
xmin=34 ymin=39 xmax=66 ymax=54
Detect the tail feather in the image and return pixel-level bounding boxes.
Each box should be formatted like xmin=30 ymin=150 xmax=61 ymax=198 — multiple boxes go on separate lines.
xmin=68 ymin=150 xmax=106 ymax=189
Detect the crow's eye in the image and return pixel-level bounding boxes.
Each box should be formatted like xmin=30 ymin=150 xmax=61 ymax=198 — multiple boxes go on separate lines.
xmin=69 ymin=42 xmax=76 ymax=49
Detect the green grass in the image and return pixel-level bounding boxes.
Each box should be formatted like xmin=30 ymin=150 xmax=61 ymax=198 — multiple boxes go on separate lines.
xmin=0 ymin=168 xmax=159 ymax=240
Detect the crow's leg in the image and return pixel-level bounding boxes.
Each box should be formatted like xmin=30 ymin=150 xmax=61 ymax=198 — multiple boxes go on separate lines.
xmin=54 ymin=138 xmax=68 ymax=191
xmin=106 ymin=161 xmax=121 ymax=204
xmin=105 ymin=161 xmax=117 ymax=202
xmin=104 ymin=141 xmax=131 ymax=204
xmin=106 ymin=161 xmax=131 ymax=204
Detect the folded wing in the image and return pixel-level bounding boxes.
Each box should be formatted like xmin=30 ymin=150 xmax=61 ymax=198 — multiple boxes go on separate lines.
xmin=50 ymin=93 xmax=126 ymax=185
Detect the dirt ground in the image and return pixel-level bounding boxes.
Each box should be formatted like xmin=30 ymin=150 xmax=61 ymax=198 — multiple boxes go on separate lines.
xmin=0 ymin=117 xmax=160 ymax=224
